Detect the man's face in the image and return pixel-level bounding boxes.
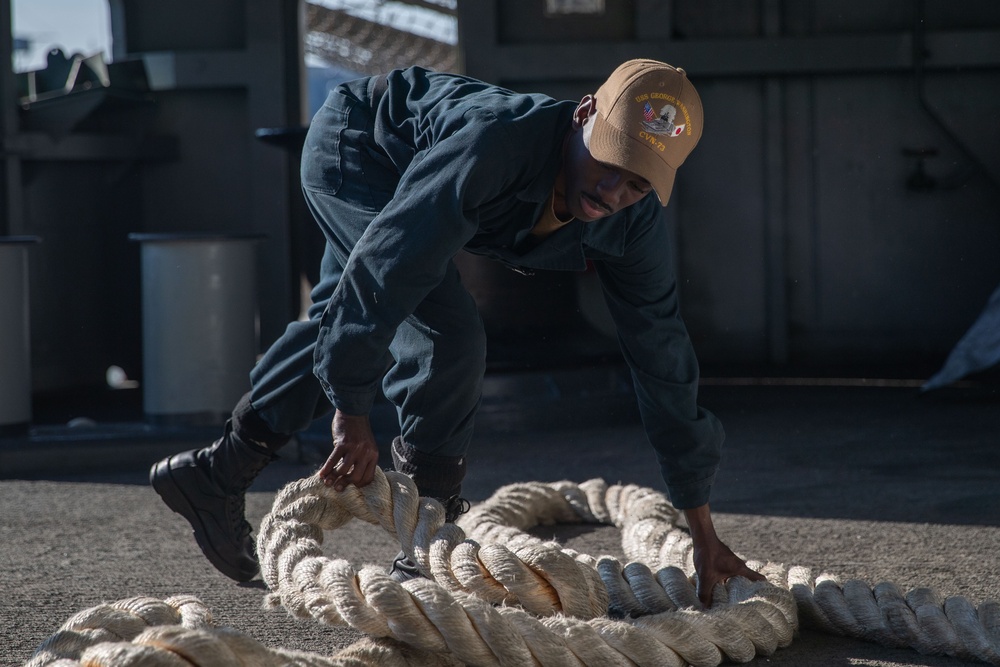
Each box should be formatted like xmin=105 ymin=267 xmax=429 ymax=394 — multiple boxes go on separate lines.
xmin=557 ymin=96 xmax=654 ymax=222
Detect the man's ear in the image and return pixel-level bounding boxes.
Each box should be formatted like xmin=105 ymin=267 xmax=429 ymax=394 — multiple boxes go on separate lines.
xmin=573 ymin=94 xmax=597 ymax=129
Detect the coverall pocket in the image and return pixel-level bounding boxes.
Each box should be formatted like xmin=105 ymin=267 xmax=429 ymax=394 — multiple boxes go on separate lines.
xmin=301 ymin=93 xmax=354 ymax=196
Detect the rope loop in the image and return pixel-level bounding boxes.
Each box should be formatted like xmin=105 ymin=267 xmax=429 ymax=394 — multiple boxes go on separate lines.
xmin=26 ymin=470 xmax=1000 ymax=666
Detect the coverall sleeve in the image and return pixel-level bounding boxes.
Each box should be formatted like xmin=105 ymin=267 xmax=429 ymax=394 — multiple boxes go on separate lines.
xmin=313 ymin=116 xmax=514 ymax=416
xmin=594 ymin=203 xmax=725 ymax=509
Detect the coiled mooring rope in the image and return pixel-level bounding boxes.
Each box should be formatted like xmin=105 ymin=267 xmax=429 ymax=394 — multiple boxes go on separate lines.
xmin=26 ymin=469 xmax=1000 ymax=666
xmin=24 ymin=594 xmax=458 ymax=666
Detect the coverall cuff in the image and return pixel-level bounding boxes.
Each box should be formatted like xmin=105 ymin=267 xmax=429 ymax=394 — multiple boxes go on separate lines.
xmin=317 ymin=377 xmax=377 ymax=417
xmin=664 ymin=473 xmax=715 ymax=510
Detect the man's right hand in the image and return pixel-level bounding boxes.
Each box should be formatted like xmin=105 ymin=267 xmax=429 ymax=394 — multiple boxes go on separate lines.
xmin=319 ymin=410 xmax=380 ymax=492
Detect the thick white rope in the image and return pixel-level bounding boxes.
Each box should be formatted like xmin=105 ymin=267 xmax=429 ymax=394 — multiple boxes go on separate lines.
xmin=24 ymin=594 xmax=460 ymax=667
xmin=255 ymin=470 xmax=799 ymax=665
xmin=457 ymin=476 xmax=1000 ymax=665
xmin=25 ymin=470 xmax=1000 ymax=666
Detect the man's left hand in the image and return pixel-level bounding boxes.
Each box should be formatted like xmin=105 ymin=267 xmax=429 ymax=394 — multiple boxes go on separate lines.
xmin=683 ymin=503 xmax=766 ymax=608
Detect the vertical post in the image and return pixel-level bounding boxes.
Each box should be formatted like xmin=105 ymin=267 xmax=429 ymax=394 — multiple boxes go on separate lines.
xmin=0 ymin=237 xmax=40 ymax=434
xmin=130 ymin=233 xmax=261 ymax=425
xmin=763 ymin=0 xmax=790 ymax=365
xmin=456 ymin=0 xmax=498 ymax=79
xmin=1 ymin=0 xmax=26 ymax=237
xmin=246 ymin=0 xmax=303 ymax=344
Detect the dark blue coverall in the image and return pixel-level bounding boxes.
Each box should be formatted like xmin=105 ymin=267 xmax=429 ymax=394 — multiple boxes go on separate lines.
xmin=246 ymin=67 xmax=724 ymax=509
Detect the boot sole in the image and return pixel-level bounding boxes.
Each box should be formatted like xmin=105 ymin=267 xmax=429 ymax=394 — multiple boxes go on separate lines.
xmin=150 ymin=457 xmax=259 ymax=582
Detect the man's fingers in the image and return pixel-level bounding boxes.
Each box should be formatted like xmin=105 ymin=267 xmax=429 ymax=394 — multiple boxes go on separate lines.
xmin=701 ymin=571 xmax=762 ymax=607
xmin=700 ymin=569 xmax=766 ymax=607
xmin=733 ymin=558 xmax=766 ymax=582
xmin=697 ymin=577 xmax=718 ymax=608
xmin=327 ymin=454 xmax=380 ymax=492
xmin=345 ymin=455 xmax=377 ymax=488
xmin=320 ymin=448 xmax=352 ymax=486
xmin=319 ymin=456 xmax=341 ymax=481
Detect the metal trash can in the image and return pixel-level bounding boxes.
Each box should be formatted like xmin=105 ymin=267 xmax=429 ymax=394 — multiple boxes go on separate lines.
xmin=0 ymin=236 xmax=40 ymax=434
xmin=129 ymin=233 xmax=261 ymax=424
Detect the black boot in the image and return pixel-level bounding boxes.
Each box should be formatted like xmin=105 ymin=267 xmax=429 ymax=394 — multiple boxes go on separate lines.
xmin=150 ymin=394 xmax=287 ymax=582
xmin=388 ymin=437 xmax=469 ymax=583
xmin=389 ymin=494 xmax=470 ymax=582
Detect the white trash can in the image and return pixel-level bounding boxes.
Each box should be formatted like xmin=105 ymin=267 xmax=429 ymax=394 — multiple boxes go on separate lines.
xmin=0 ymin=236 xmax=40 ymax=434
xmin=130 ymin=233 xmax=261 ymax=424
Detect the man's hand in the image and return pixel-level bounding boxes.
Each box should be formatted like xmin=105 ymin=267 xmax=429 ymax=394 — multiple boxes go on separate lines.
xmin=683 ymin=503 xmax=765 ymax=608
xmin=319 ymin=410 xmax=379 ymax=492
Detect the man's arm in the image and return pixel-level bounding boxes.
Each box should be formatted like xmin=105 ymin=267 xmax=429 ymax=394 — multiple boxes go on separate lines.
xmin=684 ymin=504 xmax=765 ymax=607
xmin=592 ymin=200 xmax=761 ymax=605
xmin=592 ymin=201 xmax=722 ymax=508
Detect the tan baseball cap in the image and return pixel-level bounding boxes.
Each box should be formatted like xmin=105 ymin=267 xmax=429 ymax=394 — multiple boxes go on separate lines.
xmin=586 ymin=59 xmax=704 ymax=206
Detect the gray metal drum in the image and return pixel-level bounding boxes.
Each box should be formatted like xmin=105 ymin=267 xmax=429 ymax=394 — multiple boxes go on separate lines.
xmin=0 ymin=237 xmax=39 ymax=432
xmin=131 ymin=233 xmax=260 ymax=424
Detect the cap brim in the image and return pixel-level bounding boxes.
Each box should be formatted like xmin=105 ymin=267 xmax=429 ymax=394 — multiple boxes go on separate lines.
xmin=588 ymin=113 xmax=676 ymax=206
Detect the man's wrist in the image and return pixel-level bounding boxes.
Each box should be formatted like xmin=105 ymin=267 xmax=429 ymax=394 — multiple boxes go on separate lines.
xmin=683 ymin=503 xmax=718 ymax=543
xmin=332 ymin=410 xmax=372 ymax=438
xmin=335 ymin=409 xmax=369 ymax=421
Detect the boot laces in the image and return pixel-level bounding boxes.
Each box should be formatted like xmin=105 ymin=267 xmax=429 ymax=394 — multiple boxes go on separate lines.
xmin=225 ymin=472 xmax=261 ymax=542
xmin=226 ymin=489 xmax=252 ymax=541
xmin=443 ymin=495 xmax=471 ymax=523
